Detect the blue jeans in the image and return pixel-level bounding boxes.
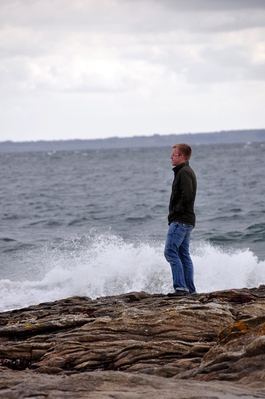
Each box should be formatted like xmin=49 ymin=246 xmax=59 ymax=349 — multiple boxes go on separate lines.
xmin=164 ymin=222 xmax=196 ymax=293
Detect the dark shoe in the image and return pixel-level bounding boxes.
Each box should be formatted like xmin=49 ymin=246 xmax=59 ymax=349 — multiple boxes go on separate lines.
xmin=167 ymin=290 xmax=189 ymax=297
xmin=189 ymin=291 xmax=197 ymax=296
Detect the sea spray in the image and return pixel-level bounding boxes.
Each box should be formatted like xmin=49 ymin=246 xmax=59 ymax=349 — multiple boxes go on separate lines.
xmin=192 ymin=242 xmax=265 ymax=293
xmin=0 ymin=232 xmax=264 ymax=312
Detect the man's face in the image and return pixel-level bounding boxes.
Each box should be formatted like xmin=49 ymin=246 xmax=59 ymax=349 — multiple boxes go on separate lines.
xmin=170 ymin=147 xmax=184 ymax=167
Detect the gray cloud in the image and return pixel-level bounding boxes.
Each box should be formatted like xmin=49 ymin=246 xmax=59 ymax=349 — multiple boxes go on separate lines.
xmin=150 ymin=0 xmax=265 ymax=11
xmin=0 ymin=0 xmax=264 ymax=141
xmin=2 ymin=0 xmax=265 ymax=33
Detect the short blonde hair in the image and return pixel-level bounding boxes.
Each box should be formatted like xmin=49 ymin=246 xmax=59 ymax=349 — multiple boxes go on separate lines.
xmin=172 ymin=143 xmax=192 ymax=161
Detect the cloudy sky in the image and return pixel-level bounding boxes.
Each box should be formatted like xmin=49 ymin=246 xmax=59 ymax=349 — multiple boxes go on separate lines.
xmin=1 ymin=0 xmax=265 ymax=142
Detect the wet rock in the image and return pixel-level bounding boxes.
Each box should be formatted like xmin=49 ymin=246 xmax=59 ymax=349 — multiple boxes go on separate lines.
xmin=0 ymin=287 xmax=265 ymax=398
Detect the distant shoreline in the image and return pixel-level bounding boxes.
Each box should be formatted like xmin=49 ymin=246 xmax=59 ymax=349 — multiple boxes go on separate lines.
xmin=1 ymin=129 xmax=265 ymax=153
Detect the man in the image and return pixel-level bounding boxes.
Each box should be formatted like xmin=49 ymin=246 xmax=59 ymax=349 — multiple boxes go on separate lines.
xmin=164 ymin=143 xmax=197 ymax=296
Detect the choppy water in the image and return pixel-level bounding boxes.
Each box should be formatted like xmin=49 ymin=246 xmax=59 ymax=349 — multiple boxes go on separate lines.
xmin=1 ymin=143 xmax=265 ymax=311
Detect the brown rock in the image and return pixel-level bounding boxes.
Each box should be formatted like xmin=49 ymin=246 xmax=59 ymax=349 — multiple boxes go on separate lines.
xmin=0 ymin=286 xmax=265 ymax=397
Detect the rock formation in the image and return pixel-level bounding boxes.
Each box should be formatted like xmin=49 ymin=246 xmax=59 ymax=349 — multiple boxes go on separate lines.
xmin=1 ymin=286 xmax=265 ymax=398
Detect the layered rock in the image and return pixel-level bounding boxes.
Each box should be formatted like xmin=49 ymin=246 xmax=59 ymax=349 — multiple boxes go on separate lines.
xmin=1 ymin=286 xmax=265 ymax=398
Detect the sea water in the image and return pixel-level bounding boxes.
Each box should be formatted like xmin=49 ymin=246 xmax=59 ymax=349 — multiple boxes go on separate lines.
xmin=1 ymin=143 xmax=265 ymax=311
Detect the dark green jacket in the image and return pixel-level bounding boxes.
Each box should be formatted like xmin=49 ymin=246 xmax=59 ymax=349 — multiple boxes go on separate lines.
xmin=168 ymin=161 xmax=197 ymax=226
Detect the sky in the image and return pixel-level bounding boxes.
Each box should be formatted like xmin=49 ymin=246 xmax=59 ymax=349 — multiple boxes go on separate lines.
xmin=1 ymin=0 xmax=265 ymax=142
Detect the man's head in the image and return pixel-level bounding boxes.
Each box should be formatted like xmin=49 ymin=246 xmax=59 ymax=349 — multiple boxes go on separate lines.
xmin=171 ymin=143 xmax=192 ymax=167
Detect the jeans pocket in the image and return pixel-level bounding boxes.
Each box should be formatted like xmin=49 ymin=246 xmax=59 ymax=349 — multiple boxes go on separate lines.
xmin=180 ymin=223 xmax=192 ymax=238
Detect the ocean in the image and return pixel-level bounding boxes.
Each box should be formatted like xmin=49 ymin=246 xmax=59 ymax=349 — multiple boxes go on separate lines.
xmin=1 ymin=143 xmax=265 ymax=312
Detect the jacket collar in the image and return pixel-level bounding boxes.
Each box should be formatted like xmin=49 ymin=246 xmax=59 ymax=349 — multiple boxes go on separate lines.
xmin=172 ymin=161 xmax=189 ymax=173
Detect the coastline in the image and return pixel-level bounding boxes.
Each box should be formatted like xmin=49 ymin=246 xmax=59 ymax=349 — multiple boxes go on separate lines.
xmin=1 ymin=287 xmax=265 ymax=398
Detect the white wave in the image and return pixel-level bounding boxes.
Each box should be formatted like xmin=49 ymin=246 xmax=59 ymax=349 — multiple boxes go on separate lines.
xmin=0 ymin=233 xmax=264 ymax=312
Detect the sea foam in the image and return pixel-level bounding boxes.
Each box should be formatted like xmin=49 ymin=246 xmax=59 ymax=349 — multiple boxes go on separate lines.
xmin=0 ymin=232 xmax=264 ymax=312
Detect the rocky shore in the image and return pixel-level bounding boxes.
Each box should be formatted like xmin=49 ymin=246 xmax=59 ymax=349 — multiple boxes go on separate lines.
xmin=1 ymin=286 xmax=265 ymax=398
